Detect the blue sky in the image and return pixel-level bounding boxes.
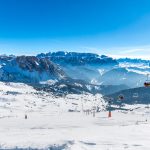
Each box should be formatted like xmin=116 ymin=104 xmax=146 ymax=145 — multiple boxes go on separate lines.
xmin=0 ymin=0 xmax=150 ymax=58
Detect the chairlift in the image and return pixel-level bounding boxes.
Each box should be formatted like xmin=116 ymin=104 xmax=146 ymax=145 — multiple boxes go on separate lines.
xmin=118 ymin=94 xmax=124 ymax=100
xmin=144 ymin=74 xmax=150 ymax=87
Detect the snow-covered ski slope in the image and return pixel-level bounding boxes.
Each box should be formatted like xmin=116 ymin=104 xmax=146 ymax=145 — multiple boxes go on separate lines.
xmin=0 ymin=82 xmax=150 ymax=150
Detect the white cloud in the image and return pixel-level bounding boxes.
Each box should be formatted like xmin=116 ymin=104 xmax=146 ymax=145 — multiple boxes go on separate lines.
xmin=106 ymin=45 xmax=150 ymax=60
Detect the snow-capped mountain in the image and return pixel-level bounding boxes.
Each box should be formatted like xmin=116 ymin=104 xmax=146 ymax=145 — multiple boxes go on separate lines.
xmin=118 ymin=58 xmax=150 ymax=75
xmin=37 ymin=51 xmax=118 ymax=66
xmin=37 ymin=51 xmax=150 ymax=88
xmin=100 ymin=67 xmax=146 ymax=88
xmin=0 ymin=52 xmax=150 ymax=95
xmin=37 ymin=51 xmax=118 ymax=84
xmin=113 ymin=58 xmax=150 ymax=87
xmin=0 ymin=53 xmax=128 ymax=95
xmin=0 ymin=55 xmax=66 ymax=83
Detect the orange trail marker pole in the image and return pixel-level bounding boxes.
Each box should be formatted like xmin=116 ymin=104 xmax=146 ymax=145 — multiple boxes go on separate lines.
xmin=108 ymin=111 xmax=111 ymax=117
xmin=108 ymin=99 xmax=112 ymax=118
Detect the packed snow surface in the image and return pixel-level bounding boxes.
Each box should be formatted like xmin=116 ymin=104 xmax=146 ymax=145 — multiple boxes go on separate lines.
xmin=0 ymin=82 xmax=150 ymax=150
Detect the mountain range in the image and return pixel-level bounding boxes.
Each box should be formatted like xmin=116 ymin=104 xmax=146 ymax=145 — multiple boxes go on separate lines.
xmin=0 ymin=51 xmax=150 ymax=95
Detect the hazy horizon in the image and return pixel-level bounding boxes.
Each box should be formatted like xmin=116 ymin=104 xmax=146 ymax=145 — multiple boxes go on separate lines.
xmin=1 ymin=49 xmax=150 ymax=60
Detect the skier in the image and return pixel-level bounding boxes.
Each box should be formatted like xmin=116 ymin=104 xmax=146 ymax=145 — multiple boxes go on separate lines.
xmin=25 ymin=114 xmax=27 ymax=119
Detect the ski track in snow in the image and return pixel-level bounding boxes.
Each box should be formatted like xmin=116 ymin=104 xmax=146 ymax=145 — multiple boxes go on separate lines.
xmin=0 ymin=82 xmax=150 ymax=150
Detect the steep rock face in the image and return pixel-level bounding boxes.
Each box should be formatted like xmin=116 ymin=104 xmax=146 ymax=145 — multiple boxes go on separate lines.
xmin=37 ymin=51 xmax=118 ymax=84
xmin=0 ymin=55 xmax=66 ymax=83
xmin=37 ymin=51 xmax=118 ymax=66
xmin=16 ymin=56 xmax=65 ymax=78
